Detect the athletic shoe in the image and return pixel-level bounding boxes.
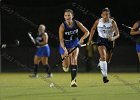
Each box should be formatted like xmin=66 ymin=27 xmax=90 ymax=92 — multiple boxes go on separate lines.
xmin=29 ymin=74 xmax=38 ymax=78
xmin=103 ymin=77 xmax=109 ymax=83
xmin=70 ymin=80 xmax=77 ymax=87
xmin=46 ymin=73 xmax=53 ymax=78
xmin=63 ymin=67 xmax=69 ymax=72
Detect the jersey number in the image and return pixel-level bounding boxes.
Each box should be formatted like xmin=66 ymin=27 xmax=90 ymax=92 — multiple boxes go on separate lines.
xmin=103 ymin=30 xmax=106 ymax=33
xmin=70 ymin=35 xmax=73 ymax=40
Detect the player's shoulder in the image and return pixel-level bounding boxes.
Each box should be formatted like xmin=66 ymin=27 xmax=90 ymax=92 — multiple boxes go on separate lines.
xmin=94 ymin=19 xmax=99 ymax=25
xmin=42 ymin=32 xmax=48 ymax=36
xmin=74 ymin=20 xmax=84 ymax=27
xmin=60 ymin=23 xmax=64 ymax=28
xmin=59 ymin=23 xmax=65 ymax=31
xmin=74 ymin=20 xmax=81 ymax=24
xmin=111 ymin=18 xmax=116 ymax=24
xmin=133 ymin=21 xmax=140 ymax=28
xmin=96 ymin=19 xmax=100 ymax=22
xmin=135 ymin=20 xmax=140 ymax=25
xmin=58 ymin=23 xmax=64 ymax=31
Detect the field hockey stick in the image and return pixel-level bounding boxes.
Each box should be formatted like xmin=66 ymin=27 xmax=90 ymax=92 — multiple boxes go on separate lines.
xmin=28 ymin=32 xmax=37 ymax=44
xmin=55 ymin=41 xmax=99 ymax=67
xmin=0 ymin=40 xmax=20 ymax=49
xmin=122 ymin=24 xmax=140 ymax=31
xmin=122 ymin=24 xmax=134 ymax=30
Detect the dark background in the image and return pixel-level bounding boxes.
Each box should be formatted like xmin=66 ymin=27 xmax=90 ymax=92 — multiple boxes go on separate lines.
xmin=1 ymin=0 xmax=140 ymax=72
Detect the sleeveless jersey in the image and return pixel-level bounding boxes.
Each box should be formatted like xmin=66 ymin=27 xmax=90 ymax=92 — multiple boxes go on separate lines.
xmin=36 ymin=33 xmax=44 ymax=43
xmin=97 ymin=18 xmax=114 ymax=38
xmin=63 ymin=20 xmax=79 ymax=41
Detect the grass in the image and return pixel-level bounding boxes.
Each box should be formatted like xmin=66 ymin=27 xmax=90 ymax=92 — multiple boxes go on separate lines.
xmin=0 ymin=73 xmax=140 ymax=100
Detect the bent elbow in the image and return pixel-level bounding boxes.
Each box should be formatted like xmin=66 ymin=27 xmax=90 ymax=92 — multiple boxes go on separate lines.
xmin=86 ymin=31 xmax=90 ymax=36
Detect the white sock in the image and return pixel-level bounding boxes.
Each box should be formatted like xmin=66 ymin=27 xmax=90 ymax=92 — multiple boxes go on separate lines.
xmin=100 ymin=61 xmax=107 ymax=77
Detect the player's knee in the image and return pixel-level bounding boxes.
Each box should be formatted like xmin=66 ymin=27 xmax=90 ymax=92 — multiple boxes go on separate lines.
xmin=62 ymin=63 xmax=69 ymax=68
xmin=34 ymin=59 xmax=40 ymax=64
xmin=71 ymin=58 xmax=77 ymax=65
xmin=62 ymin=60 xmax=70 ymax=68
xmin=42 ymin=62 xmax=48 ymax=65
xmin=71 ymin=59 xmax=77 ymax=65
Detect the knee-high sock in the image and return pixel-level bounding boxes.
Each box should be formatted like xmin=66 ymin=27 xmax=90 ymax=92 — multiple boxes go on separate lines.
xmin=34 ymin=64 xmax=39 ymax=75
xmin=71 ymin=65 xmax=78 ymax=81
xmin=44 ymin=64 xmax=51 ymax=75
xmin=99 ymin=61 xmax=107 ymax=77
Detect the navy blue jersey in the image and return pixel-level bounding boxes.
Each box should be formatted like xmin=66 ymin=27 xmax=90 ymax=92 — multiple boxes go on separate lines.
xmin=36 ymin=33 xmax=44 ymax=43
xmin=63 ymin=20 xmax=79 ymax=41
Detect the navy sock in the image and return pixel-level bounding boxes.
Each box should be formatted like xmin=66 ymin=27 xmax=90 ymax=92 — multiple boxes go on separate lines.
xmin=71 ymin=65 xmax=78 ymax=81
xmin=34 ymin=64 xmax=39 ymax=75
xmin=44 ymin=64 xmax=51 ymax=75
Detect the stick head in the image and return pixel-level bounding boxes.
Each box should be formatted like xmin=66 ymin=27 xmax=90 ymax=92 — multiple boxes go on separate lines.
xmin=15 ymin=40 xmax=20 ymax=46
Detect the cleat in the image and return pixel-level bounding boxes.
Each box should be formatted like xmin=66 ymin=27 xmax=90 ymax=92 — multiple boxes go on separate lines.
xmin=70 ymin=80 xmax=77 ymax=87
xmin=103 ymin=77 xmax=109 ymax=83
xmin=63 ymin=67 xmax=69 ymax=72
xmin=29 ymin=74 xmax=38 ymax=78
xmin=46 ymin=73 xmax=53 ymax=78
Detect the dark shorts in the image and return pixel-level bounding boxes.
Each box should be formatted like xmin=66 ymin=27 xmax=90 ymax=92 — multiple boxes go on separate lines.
xmin=136 ymin=43 xmax=140 ymax=52
xmin=35 ymin=44 xmax=50 ymax=57
xmin=97 ymin=36 xmax=115 ymax=53
xmin=59 ymin=38 xmax=79 ymax=55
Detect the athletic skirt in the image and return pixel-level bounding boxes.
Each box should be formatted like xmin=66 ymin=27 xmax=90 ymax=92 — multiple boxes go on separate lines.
xmin=59 ymin=38 xmax=79 ymax=55
xmin=97 ymin=36 xmax=115 ymax=52
xmin=35 ymin=44 xmax=50 ymax=57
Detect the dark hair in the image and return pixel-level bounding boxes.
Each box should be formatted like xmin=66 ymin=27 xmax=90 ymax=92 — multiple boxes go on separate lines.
xmin=64 ymin=9 xmax=74 ymax=16
xmin=102 ymin=8 xmax=110 ymax=13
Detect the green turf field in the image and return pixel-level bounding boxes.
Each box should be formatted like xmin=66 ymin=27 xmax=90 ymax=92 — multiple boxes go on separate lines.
xmin=0 ymin=73 xmax=140 ymax=100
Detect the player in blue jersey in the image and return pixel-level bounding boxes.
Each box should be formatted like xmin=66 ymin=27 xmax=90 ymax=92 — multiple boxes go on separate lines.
xmin=130 ymin=18 xmax=140 ymax=71
xmin=30 ymin=24 xmax=52 ymax=78
xmin=59 ymin=9 xmax=89 ymax=87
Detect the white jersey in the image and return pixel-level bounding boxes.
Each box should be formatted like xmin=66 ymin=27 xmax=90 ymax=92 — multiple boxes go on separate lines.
xmin=97 ymin=18 xmax=114 ymax=38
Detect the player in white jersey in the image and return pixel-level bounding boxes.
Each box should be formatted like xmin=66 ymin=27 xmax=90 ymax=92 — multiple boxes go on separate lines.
xmin=88 ymin=8 xmax=119 ymax=83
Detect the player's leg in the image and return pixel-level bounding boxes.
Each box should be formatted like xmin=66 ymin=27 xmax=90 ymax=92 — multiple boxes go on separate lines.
xmin=30 ymin=55 xmax=41 ymax=78
xmin=98 ymin=45 xmax=109 ymax=83
xmin=106 ymin=41 xmax=115 ymax=64
xmin=106 ymin=50 xmax=113 ymax=64
xmin=41 ymin=45 xmax=53 ymax=78
xmin=32 ymin=47 xmax=42 ymax=77
xmin=41 ymin=57 xmax=53 ymax=78
xmin=61 ymin=55 xmax=70 ymax=72
xmin=70 ymin=48 xmax=79 ymax=87
xmin=59 ymin=45 xmax=70 ymax=72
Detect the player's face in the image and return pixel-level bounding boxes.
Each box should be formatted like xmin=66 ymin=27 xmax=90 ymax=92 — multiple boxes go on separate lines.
xmin=38 ymin=25 xmax=45 ymax=33
xmin=101 ymin=11 xmax=110 ymax=20
xmin=64 ymin=12 xmax=73 ymax=22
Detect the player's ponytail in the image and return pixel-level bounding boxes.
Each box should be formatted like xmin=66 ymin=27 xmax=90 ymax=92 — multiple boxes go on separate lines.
xmin=102 ymin=7 xmax=110 ymax=14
